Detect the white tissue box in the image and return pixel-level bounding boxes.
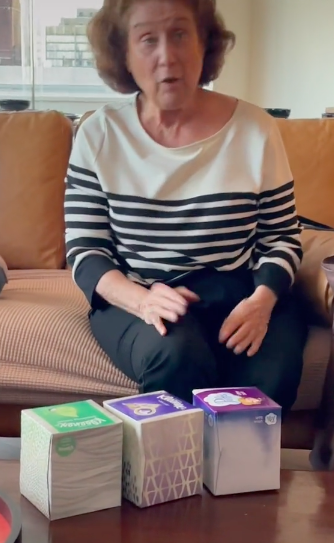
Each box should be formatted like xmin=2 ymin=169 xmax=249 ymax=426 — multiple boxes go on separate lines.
xmin=193 ymin=387 xmax=281 ymax=496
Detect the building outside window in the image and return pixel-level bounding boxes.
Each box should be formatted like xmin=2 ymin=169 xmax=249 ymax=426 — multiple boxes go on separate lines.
xmin=45 ymin=9 xmax=97 ymax=69
xmin=0 ymin=0 xmax=211 ymax=114
xmin=0 ymin=0 xmax=22 ymax=66
xmin=0 ymin=0 xmax=122 ymax=114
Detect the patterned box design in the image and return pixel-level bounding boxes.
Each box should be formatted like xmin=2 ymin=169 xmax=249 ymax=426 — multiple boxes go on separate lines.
xmin=20 ymin=412 xmax=51 ymax=518
xmin=193 ymin=388 xmax=282 ymax=496
xmin=104 ymin=391 xmax=204 ymax=507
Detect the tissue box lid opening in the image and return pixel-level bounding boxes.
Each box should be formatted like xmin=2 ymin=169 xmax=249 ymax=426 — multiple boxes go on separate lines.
xmin=27 ymin=400 xmax=119 ymax=433
xmin=105 ymin=391 xmax=200 ymax=422
xmin=193 ymin=387 xmax=281 ymax=413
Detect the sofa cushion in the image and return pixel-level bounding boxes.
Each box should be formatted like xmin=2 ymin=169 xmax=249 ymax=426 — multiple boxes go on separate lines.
xmin=276 ymin=118 xmax=334 ymax=229
xmin=0 ymin=270 xmax=330 ymax=412
xmin=0 ymin=270 xmax=137 ymax=399
xmin=296 ymin=229 xmax=334 ymax=325
xmin=0 ymin=111 xmax=72 ymax=269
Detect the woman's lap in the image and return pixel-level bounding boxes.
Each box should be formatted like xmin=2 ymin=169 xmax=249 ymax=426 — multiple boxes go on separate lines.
xmin=90 ymin=305 xmax=218 ymax=403
xmin=89 ymin=274 xmax=308 ymax=413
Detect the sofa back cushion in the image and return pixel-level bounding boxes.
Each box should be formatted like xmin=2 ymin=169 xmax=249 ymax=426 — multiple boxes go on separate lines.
xmin=277 ymin=118 xmax=334 ymax=229
xmin=0 ymin=111 xmax=72 ymax=269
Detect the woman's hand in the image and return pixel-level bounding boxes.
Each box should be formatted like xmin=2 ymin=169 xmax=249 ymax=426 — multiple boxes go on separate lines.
xmin=140 ymin=282 xmax=200 ymax=336
xmin=219 ymin=286 xmax=277 ymax=357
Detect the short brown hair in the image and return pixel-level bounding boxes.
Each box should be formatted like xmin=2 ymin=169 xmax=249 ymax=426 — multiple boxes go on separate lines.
xmin=87 ymin=0 xmax=236 ymax=93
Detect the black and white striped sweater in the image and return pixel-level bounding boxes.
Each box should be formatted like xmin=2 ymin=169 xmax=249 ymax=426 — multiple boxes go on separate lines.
xmin=65 ymin=96 xmax=302 ymax=305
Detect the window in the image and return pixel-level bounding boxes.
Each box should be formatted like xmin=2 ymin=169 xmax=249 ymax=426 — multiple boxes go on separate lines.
xmin=0 ymin=0 xmax=211 ymax=115
xmin=0 ymin=0 xmax=32 ymax=103
xmin=0 ymin=0 xmax=123 ymax=114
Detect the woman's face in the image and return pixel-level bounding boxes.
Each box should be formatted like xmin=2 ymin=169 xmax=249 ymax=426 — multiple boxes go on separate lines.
xmin=126 ymin=0 xmax=204 ymax=110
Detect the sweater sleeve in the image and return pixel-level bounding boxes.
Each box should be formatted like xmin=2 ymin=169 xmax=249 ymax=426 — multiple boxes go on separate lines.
xmin=65 ymin=120 xmax=120 ymax=306
xmin=253 ymin=121 xmax=303 ymax=297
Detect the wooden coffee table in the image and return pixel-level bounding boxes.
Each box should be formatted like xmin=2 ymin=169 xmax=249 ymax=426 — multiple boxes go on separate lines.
xmin=1 ymin=459 xmax=334 ymax=543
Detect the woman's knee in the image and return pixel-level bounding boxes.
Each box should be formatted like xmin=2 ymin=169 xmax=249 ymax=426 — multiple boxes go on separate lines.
xmin=138 ymin=315 xmax=217 ymax=400
xmin=256 ymin=346 xmax=304 ymax=417
xmin=90 ymin=306 xmax=218 ymax=401
xmin=144 ymin=327 xmax=207 ymax=372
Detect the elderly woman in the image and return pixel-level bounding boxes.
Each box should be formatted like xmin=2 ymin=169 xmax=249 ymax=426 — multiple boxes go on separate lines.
xmin=65 ymin=0 xmax=307 ymax=415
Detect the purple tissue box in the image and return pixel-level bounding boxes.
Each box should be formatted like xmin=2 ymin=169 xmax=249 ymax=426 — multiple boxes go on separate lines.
xmin=104 ymin=391 xmax=204 ymax=507
xmin=193 ymin=387 xmax=281 ymax=496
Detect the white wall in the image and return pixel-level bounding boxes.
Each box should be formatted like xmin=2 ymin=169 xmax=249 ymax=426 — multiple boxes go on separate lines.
xmin=249 ymin=0 xmax=334 ymax=118
xmin=214 ymin=0 xmax=252 ymax=100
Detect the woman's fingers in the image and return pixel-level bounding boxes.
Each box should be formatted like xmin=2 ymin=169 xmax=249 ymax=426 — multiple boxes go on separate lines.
xmin=151 ymin=284 xmax=199 ymax=317
xmin=233 ymin=334 xmax=254 ymax=354
xmin=152 ymin=282 xmax=188 ymax=304
xmin=219 ymin=300 xmax=248 ymax=342
xmin=226 ymin=325 xmax=267 ymax=356
xmin=175 ymin=286 xmax=200 ymax=303
xmin=219 ymin=315 xmax=241 ymax=343
xmin=143 ymin=282 xmax=200 ymax=335
xmin=152 ymin=283 xmax=199 ymax=307
xmin=145 ymin=306 xmax=180 ymax=323
xmin=226 ymin=324 xmax=251 ymax=349
xmin=154 ymin=317 xmax=167 ymax=337
xmin=143 ymin=309 xmax=167 ymax=336
xmin=247 ymin=326 xmax=268 ymax=356
xmin=247 ymin=336 xmax=264 ymax=357
xmin=228 ymin=328 xmax=255 ymax=354
xmin=155 ymin=297 xmax=187 ymax=317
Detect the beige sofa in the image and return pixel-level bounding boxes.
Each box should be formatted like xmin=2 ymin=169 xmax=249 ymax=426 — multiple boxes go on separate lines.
xmin=0 ymin=110 xmax=333 ymax=447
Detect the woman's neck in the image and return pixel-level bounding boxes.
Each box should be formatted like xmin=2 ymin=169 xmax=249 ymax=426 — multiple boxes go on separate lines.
xmin=137 ymin=89 xmax=204 ymax=145
xmin=136 ymin=90 xmax=238 ymax=148
xmin=139 ymin=89 xmax=202 ymax=128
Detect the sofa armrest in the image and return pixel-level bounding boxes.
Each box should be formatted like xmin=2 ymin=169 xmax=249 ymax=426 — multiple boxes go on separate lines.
xmin=295 ymin=229 xmax=334 ymax=325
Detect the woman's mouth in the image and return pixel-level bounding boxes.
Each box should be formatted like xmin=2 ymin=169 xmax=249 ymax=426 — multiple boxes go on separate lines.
xmin=160 ymin=77 xmax=181 ymax=89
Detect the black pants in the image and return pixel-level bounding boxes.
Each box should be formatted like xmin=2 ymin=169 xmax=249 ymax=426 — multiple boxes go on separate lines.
xmin=90 ymin=269 xmax=308 ymax=417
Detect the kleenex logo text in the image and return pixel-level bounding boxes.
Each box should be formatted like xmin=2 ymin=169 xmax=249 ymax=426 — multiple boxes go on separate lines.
xmin=157 ymin=394 xmax=187 ymax=410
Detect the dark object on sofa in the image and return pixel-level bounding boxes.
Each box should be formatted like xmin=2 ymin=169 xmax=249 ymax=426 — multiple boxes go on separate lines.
xmin=63 ymin=113 xmax=80 ymax=122
xmin=310 ymin=256 xmax=334 ymax=470
xmin=0 ymin=100 xmax=30 ymax=112
xmin=265 ymin=108 xmax=291 ymax=119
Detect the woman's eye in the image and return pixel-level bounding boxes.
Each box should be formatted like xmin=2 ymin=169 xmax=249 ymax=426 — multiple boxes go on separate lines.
xmin=143 ymin=36 xmax=157 ymax=45
xmin=174 ymin=30 xmax=186 ymax=39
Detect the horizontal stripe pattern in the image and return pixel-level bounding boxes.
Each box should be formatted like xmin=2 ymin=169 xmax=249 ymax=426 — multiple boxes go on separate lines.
xmin=253 ymin=181 xmax=302 ymax=281
xmin=65 ymin=164 xmax=302 ymax=286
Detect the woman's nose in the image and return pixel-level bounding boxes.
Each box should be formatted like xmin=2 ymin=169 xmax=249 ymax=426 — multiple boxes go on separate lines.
xmin=157 ymin=36 xmax=177 ymax=66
